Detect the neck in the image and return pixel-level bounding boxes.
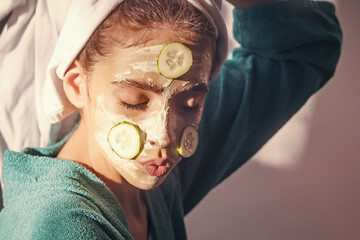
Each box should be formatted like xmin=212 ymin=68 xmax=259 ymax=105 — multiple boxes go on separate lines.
xmin=57 ymin=120 xmax=144 ymax=212
xmin=58 ymin=119 xmax=148 ymax=239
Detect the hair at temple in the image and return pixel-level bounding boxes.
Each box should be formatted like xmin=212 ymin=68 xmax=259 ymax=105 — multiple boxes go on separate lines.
xmin=78 ymin=0 xmax=217 ymax=75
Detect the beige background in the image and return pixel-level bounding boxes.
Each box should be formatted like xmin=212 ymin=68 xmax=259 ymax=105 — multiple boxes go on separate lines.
xmin=0 ymin=1 xmax=358 ymax=239
xmin=185 ymin=1 xmax=360 ymax=239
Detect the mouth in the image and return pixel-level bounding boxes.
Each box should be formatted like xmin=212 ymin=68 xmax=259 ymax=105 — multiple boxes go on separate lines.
xmin=140 ymin=158 xmax=171 ymax=177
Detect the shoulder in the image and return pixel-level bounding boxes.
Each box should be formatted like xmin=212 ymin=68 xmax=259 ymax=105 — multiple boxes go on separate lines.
xmin=1 ymin=150 xmax=131 ymax=239
xmin=0 ymin=189 xmax=113 ymax=239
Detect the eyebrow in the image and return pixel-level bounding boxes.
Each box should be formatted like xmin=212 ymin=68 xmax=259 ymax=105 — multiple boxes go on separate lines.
xmin=112 ymin=78 xmax=209 ymax=94
xmin=112 ymin=78 xmax=163 ymax=93
xmin=180 ymin=82 xmax=209 ymax=94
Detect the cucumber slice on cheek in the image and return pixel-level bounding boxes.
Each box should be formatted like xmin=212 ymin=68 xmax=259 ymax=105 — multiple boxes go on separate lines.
xmin=107 ymin=121 xmax=146 ymax=160
xmin=177 ymin=125 xmax=199 ymax=158
xmin=157 ymin=42 xmax=193 ymax=79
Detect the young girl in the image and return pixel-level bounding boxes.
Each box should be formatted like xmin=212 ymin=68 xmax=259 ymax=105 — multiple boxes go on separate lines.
xmin=0 ymin=0 xmax=341 ymax=239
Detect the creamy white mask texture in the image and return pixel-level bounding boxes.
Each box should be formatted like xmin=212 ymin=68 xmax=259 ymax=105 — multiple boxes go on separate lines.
xmin=89 ymin=42 xmax=212 ymax=189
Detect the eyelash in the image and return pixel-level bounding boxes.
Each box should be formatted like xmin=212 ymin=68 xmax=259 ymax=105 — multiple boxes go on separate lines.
xmin=118 ymin=101 xmax=148 ymax=111
xmin=118 ymin=97 xmax=201 ymax=112
xmin=182 ymin=105 xmax=200 ymax=113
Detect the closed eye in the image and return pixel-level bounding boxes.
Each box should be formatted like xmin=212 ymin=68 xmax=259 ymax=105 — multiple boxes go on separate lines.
xmin=182 ymin=105 xmax=200 ymax=113
xmin=180 ymin=97 xmax=200 ymax=112
xmin=118 ymin=100 xmax=148 ymax=111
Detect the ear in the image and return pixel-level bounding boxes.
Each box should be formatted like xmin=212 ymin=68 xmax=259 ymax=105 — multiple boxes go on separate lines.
xmin=63 ymin=60 xmax=88 ymax=109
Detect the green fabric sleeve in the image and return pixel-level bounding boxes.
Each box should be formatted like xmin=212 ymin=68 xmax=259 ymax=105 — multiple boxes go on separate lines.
xmin=179 ymin=0 xmax=342 ymax=214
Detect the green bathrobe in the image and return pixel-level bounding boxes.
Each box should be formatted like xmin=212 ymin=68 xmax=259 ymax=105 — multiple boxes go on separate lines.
xmin=0 ymin=1 xmax=342 ymax=239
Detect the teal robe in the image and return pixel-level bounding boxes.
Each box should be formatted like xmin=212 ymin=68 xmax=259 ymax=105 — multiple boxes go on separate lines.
xmin=0 ymin=1 xmax=342 ymax=239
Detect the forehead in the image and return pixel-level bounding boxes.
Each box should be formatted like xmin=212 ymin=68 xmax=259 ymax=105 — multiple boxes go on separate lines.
xmin=94 ymin=41 xmax=213 ymax=89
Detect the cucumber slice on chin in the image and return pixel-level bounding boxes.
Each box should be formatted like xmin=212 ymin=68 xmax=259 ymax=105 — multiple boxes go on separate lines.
xmin=107 ymin=121 xmax=145 ymax=159
xmin=177 ymin=125 xmax=199 ymax=158
xmin=157 ymin=42 xmax=193 ymax=79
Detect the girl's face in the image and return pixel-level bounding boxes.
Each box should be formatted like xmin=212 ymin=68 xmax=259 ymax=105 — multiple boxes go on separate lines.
xmin=82 ymin=35 xmax=213 ymax=190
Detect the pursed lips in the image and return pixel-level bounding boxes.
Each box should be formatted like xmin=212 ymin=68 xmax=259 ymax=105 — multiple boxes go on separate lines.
xmin=139 ymin=158 xmax=171 ymax=177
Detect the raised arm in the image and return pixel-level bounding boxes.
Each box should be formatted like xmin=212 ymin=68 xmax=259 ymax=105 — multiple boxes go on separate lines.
xmin=177 ymin=0 xmax=342 ymax=214
xmin=227 ymin=0 xmax=281 ymax=9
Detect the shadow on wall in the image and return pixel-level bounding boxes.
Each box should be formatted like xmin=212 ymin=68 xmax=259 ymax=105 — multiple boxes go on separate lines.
xmin=185 ymin=1 xmax=360 ymax=240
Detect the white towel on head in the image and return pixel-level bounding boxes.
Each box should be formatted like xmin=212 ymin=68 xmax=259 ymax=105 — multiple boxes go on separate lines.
xmin=43 ymin=0 xmax=228 ymax=124
xmin=0 ymin=0 xmax=72 ymax=180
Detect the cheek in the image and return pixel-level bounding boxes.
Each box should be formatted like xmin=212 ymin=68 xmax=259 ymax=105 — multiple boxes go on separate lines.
xmin=168 ymin=96 xmax=205 ymax=127
xmin=93 ymin=96 xmax=122 ymax=128
xmin=167 ymin=101 xmax=204 ymax=143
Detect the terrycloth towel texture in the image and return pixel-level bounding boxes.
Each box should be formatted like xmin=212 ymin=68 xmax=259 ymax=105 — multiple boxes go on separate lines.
xmin=43 ymin=0 xmax=228 ymax=123
xmin=0 ymin=2 xmax=342 ymax=238
xmin=1 ymin=134 xmax=183 ymax=239
xmin=1 ymin=135 xmax=133 ymax=239
xmin=0 ymin=0 xmax=227 ymax=180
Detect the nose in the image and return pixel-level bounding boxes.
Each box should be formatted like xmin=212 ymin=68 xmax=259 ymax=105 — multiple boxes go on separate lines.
xmin=148 ymin=131 xmax=171 ymax=148
xmin=147 ymin=129 xmax=171 ymax=159
xmin=147 ymin=107 xmax=173 ymax=148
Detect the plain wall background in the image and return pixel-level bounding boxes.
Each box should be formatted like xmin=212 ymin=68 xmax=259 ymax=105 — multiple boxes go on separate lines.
xmin=0 ymin=1 xmax=358 ymax=239
xmin=186 ymin=0 xmax=360 ymax=240
xmin=185 ymin=1 xmax=360 ymax=239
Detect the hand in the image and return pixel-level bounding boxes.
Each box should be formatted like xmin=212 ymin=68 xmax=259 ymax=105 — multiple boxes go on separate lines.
xmin=226 ymin=0 xmax=281 ymax=9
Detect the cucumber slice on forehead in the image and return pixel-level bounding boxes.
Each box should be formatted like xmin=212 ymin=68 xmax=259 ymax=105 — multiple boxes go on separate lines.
xmin=157 ymin=42 xmax=193 ymax=79
xmin=107 ymin=121 xmax=145 ymax=159
xmin=177 ymin=125 xmax=199 ymax=158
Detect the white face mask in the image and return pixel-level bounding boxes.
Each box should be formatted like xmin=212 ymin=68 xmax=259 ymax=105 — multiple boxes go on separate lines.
xmin=86 ymin=42 xmax=212 ymax=189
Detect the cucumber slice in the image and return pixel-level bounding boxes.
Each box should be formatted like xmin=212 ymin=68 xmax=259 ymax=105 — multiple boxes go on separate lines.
xmin=107 ymin=121 xmax=145 ymax=159
xmin=157 ymin=42 xmax=193 ymax=79
xmin=177 ymin=125 xmax=199 ymax=158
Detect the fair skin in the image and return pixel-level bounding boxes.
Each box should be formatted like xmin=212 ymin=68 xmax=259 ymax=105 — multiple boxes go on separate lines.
xmin=58 ymin=1 xmax=279 ymax=239
xmin=58 ymin=26 xmax=212 ymax=240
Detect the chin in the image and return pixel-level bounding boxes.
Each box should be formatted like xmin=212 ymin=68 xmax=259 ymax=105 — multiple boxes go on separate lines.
xmin=126 ymin=172 xmax=170 ymax=190
xmin=107 ymin=152 xmax=181 ymax=190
